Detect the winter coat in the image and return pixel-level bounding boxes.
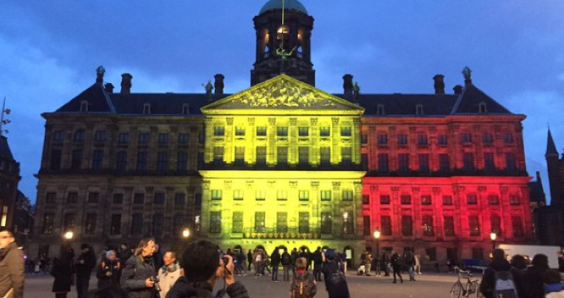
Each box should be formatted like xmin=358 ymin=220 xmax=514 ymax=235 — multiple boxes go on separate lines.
xmin=479 ymin=258 xmax=525 ymax=298
xmin=166 ymin=276 xmax=250 ymax=298
xmin=390 ymin=253 xmax=401 ymax=269
xmin=157 ymin=263 xmax=182 ymax=298
xmin=0 ymin=242 xmax=24 ymax=298
xmin=322 ymin=261 xmax=349 ymax=298
xmin=270 ymin=251 xmax=281 ymax=268
xmin=524 ymin=264 xmax=550 ymax=298
xmin=120 ymin=255 xmax=157 ymax=298
xmin=97 ymin=258 xmax=121 ymax=290
xmin=76 ymin=250 xmax=97 ymax=278
xmin=51 ymin=257 xmax=75 ymax=293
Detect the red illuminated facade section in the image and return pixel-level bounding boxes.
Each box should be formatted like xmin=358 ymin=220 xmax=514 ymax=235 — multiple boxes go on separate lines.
xmin=360 ymin=115 xmax=533 ymax=262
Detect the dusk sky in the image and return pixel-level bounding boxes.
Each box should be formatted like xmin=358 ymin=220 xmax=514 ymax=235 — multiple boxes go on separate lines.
xmin=2 ymin=0 xmax=564 ymax=204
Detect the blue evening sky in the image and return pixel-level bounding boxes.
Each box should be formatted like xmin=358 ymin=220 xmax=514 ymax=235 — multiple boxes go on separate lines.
xmin=1 ymin=0 xmax=563 ymax=204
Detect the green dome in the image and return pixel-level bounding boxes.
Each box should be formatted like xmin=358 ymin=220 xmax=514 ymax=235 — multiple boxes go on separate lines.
xmin=259 ymin=0 xmax=308 ymax=15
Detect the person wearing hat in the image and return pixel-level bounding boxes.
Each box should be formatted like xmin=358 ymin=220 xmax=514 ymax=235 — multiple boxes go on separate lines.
xmin=76 ymin=244 xmax=97 ymax=298
xmin=96 ymin=250 xmax=121 ymax=291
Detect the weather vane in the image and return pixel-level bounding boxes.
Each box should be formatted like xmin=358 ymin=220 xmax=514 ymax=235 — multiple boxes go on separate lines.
xmin=276 ymin=0 xmax=297 ymax=73
xmin=0 ymin=97 xmax=11 ymax=135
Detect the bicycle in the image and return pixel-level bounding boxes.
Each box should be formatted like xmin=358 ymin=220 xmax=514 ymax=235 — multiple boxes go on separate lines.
xmin=450 ymin=266 xmax=483 ymax=298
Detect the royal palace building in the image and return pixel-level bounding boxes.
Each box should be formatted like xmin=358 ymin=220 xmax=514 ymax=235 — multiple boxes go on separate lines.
xmin=29 ymin=0 xmax=534 ymax=266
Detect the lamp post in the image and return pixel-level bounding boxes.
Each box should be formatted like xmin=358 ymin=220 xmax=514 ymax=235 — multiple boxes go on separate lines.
xmin=490 ymin=232 xmax=497 ymax=251
xmin=64 ymin=231 xmax=74 ymax=241
xmin=373 ymin=229 xmax=381 ymax=258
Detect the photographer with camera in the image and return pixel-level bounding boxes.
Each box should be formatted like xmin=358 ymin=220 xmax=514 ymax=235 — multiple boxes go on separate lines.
xmin=121 ymin=238 xmax=159 ymax=298
xmin=167 ymin=240 xmax=250 ymax=298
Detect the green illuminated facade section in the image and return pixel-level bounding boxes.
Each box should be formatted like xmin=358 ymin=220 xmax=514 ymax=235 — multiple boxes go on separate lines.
xmin=200 ymin=75 xmax=366 ymax=253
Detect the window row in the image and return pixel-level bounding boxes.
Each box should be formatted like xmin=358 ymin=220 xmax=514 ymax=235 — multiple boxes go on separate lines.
xmin=212 ymin=146 xmax=351 ymax=165
xmin=210 ymin=189 xmax=355 ymax=201
xmin=213 ymin=126 xmax=353 ymax=137
xmin=361 ymin=132 xmax=515 ymax=146
xmin=44 ymin=191 xmax=198 ymax=206
xmin=53 ymin=130 xmax=194 ymax=145
xmin=366 ymin=194 xmax=521 ymax=206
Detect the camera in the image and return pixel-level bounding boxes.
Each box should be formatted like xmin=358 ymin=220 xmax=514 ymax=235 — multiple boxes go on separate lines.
xmin=218 ymin=250 xmax=229 ymax=266
xmin=150 ymin=276 xmax=161 ymax=292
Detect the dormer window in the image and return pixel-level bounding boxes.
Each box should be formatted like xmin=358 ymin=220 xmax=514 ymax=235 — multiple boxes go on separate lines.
xmin=479 ymin=102 xmax=487 ymax=114
xmin=416 ymin=104 xmax=424 ymax=115
xmin=143 ymin=103 xmax=151 ymax=114
xmin=80 ymin=100 xmax=89 ymax=112
xmin=182 ymin=104 xmax=190 ymax=115
xmin=377 ymin=104 xmax=385 ymax=115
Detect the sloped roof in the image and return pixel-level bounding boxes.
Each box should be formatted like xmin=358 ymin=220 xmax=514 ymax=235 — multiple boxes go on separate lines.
xmin=56 ymin=83 xmax=115 ymax=113
xmin=546 ymin=128 xmax=559 ymax=156
xmin=0 ymin=135 xmax=15 ymax=161
xmin=110 ymin=93 xmax=226 ymax=115
xmin=451 ymin=84 xmax=512 ymax=115
xmin=355 ymin=94 xmax=458 ymax=116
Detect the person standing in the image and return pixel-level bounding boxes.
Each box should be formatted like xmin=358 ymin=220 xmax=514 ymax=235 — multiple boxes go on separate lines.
xmin=321 ymin=250 xmax=349 ymax=298
xmin=290 ymin=257 xmax=317 ymax=298
xmin=312 ymin=247 xmax=324 ymax=282
xmin=281 ymin=248 xmax=292 ymax=282
xmin=157 ymin=251 xmax=183 ymax=298
xmin=381 ymin=252 xmax=390 ymax=277
xmin=76 ymin=244 xmax=96 ymax=298
xmin=270 ymin=248 xmax=281 ymax=282
xmin=118 ymin=244 xmax=132 ymax=265
xmin=364 ymin=252 xmax=372 ymax=276
xmin=152 ymin=244 xmax=163 ymax=275
xmin=0 ymin=228 xmax=24 ymax=298
xmin=246 ymin=248 xmax=253 ymax=272
xmin=373 ymin=252 xmax=381 ymax=277
xmin=414 ymin=254 xmax=422 ymax=275
xmin=524 ymin=254 xmax=550 ymax=298
xmin=96 ymin=250 xmax=121 ymax=291
xmin=479 ymin=248 xmax=522 ymax=298
xmin=404 ymin=250 xmax=415 ymax=281
xmin=558 ymin=251 xmax=564 ymax=274
xmin=390 ymin=252 xmax=403 ymax=284
xmin=121 ymin=238 xmax=158 ymax=298
xmin=51 ymin=249 xmax=75 ymax=298
xmin=544 ymin=269 xmax=564 ymax=298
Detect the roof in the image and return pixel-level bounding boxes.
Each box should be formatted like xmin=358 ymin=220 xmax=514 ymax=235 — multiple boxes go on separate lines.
xmin=56 ymin=83 xmax=115 ymax=113
xmin=451 ymin=84 xmax=512 ymax=115
xmin=0 ymin=135 xmax=15 ymax=161
xmin=259 ymin=0 xmax=308 ymax=15
xmin=546 ymin=128 xmax=559 ymax=156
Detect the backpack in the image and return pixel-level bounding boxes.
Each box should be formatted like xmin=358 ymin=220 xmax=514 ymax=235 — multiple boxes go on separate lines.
xmin=493 ymin=270 xmax=518 ymax=298
xmin=328 ymin=267 xmax=346 ymax=287
xmin=255 ymin=254 xmax=262 ymax=262
xmin=291 ymin=272 xmax=316 ymax=298
xmin=282 ymin=253 xmax=292 ymax=266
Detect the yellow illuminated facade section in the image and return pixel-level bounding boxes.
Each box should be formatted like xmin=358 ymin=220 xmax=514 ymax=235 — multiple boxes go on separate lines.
xmin=200 ymin=75 xmax=366 ymax=253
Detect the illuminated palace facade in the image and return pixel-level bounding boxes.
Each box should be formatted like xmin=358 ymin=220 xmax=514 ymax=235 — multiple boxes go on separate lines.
xmin=29 ymin=0 xmax=533 ymax=265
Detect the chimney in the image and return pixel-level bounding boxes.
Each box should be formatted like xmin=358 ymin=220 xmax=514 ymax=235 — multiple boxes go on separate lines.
xmin=433 ymin=74 xmax=445 ymax=95
xmin=343 ymin=74 xmax=354 ymax=99
xmin=214 ymin=74 xmax=225 ymax=96
xmin=104 ymin=83 xmax=114 ymax=93
xmin=120 ymin=73 xmax=133 ymax=94
xmin=453 ymin=85 xmax=463 ymax=95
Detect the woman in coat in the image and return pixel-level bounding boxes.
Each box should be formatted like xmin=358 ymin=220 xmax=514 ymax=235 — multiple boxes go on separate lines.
xmin=96 ymin=250 xmax=121 ymax=291
xmin=51 ymin=250 xmax=75 ymax=298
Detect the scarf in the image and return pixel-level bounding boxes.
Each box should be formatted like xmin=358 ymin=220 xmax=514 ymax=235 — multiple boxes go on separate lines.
xmin=161 ymin=262 xmax=179 ymax=274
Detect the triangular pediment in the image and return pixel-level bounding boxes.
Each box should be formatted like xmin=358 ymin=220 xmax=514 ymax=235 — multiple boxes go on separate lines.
xmin=202 ymin=75 xmax=364 ymax=115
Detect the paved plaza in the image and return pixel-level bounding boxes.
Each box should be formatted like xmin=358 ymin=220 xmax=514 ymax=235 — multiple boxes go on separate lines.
xmin=24 ymin=271 xmax=471 ymax=298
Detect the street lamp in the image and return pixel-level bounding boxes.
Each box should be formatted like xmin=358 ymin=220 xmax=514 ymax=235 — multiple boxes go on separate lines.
xmin=373 ymin=229 xmax=381 ymax=258
xmin=182 ymin=228 xmax=190 ymax=248
xmin=490 ymin=232 xmax=497 ymax=251
xmin=64 ymin=231 xmax=74 ymax=240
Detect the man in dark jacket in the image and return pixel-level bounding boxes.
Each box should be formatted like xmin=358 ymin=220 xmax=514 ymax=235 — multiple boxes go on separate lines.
xmin=391 ymin=252 xmax=403 ymax=284
xmin=270 ymin=248 xmax=281 ymax=282
xmin=167 ymin=240 xmax=250 ymax=298
xmin=0 ymin=228 xmax=24 ymax=298
xmin=76 ymin=243 xmax=97 ymax=298
xmin=479 ymin=248 xmax=524 ymax=298
xmin=312 ymin=247 xmax=324 ymax=281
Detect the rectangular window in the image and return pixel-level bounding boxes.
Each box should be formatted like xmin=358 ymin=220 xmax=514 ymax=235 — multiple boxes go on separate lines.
xmin=152 ymin=213 xmax=164 ymax=236
xmin=232 ymin=211 xmax=243 ymax=233
xmin=235 ymin=126 xmax=245 ymax=136
xmin=381 ymin=215 xmax=392 ymax=236
xmin=341 ymin=147 xmax=352 ymax=166
xmin=67 ymin=192 xmax=78 ymax=204
xmin=45 ymin=192 xmax=56 ymax=204
xmin=484 ymin=153 xmax=495 ymax=170
xmin=380 ymin=195 xmax=390 ymax=205
xmin=299 ymin=212 xmax=310 ymax=233
xmin=469 ymin=216 xmax=480 ymax=236
xmin=491 ymin=215 xmax=502 ymax=236
xmin=276 ymin=190 xmax=287 ymax=201
xmin=277 ymin=147 xmax=288 ymax=164
xmin=277 ymin=127 xmax=288 ymax=137
xmin=53 ymin=130 xmax=64 ymax=142
xmin=255 ymin=211 xmax=266 ymax=233
xmin=214 ymin=126 xmax=225 ymax=136
xmin=276 ymin=212 xmax=287 ymax=233
xmin=342 ymin=212 xmax=354 ymax=234
xmin=436 ymin=154 xmax=449 ymax=172
xmin=422 ymin=215 xmax=434 ymax=236
xmin=118 ymin=133 xmax=130 ymax=144
xmin=50 ymin=149 xmax=62 ymax=170
xmin=417 ymin=135 xmax=428 ymax=145
xmin=418 ymin=154 xmax=429 ymax=173
xmin=398 ymin=154 xmax=410 ymax=172
xmin=233 ymin=190 xmax=244 ymax=201
xmin=363 ymin=215 xmax=371 ymax=236
xmin=320 ymin=147 xmax=331 ymax=165
xmin=71 ymin=149 xmax=82 ymax=169
xmin=42 ymin=213 xmax=54 ymax=234
xmin=157 ymin=152 xmax=168 ymax=171
xmin=503 ymin=133 xmax=514 ymax=144
xmin=483 ymin=133 xmax=493 ymax=144
xmin=298 ymin=127 xmax=309 ymax=137
xmin=158 ymin=133 xmax=169 ymax=144
xmin=64 ymin=213 xmax=76 ymax=231
xmin=256 ymin=126 xmax=267 ymax=136
xmin=421 ymin=195 xmax=432 ymax=205
xmin=443 ymin=195 xmax=453 ymax=206
xmin=438 ymin=135 xmax=448 ymax=145
xmin=256 ymin=147 xmax=267 ymax=165
xmin=256 ymin=190 xmax=266 ymax=201
xmin=488 ymin=195 xmax=500 ymax=205
xmin=321 ymin=212 xmax=332 ymax=234
xmin=320 ymin=126 xmax=330 ymax=137
xmin=178 ymin=133 xmax=189 ymax=144
xmin=461 ymin=133 xmax=472 ymax=143
xmin=401 ymin=195 xmax=411 ymax=205
xmin=425 ymin=248 xmax=437 ymax=261
xmin=510 ymin=195 xmax=521 ymax=205
xmin=444 ymin=216 xmax=455 ymax=236
xmin=505 ymin=153 xmax=516 ymax=171
xmin=113 ymin=193 xmax=124 ymax=204
xmin=467 ymin=194 xmax=478 ymax=205
xmin=73 ymin=130 xmax=85 ymax=142
xmin=340 ymin=126 xmax=352 ymax=137
xmin=320 ymin=190 xmax=331 ymax=201
xmin=177 ymin=151 xmax=188 ymax=171
xmin=94 ymin=130 xmax=106 ymax=142
xmin=153 ymin=192 xmax=165 ymax=205
xmin=342 ymin=190 xmax=353 ymax=201
xmin=298 ymin=147 xmax=309 ymax=165
xmin=397 ymin=134 xmax=408 ymax=145
xmin=299 ymin=190 xmax=309 ymax=201
xmin=116 ymin=151 xmax=127 ymax=171
xmin=234 ymin=146 xmax=245 ymax=164
xmin=136 ymin=152 xmax=147 ymax=171
xmin=362 ymin=195 xmax=370 ymax=205
xmin=133 ymin=193 xmax=145 ymax=204
xmin=210 ymin=211 xmax=221 ymax=233
xmin=211 ymin=190 xmax=222 ymax=200
xmin=138 ymin=133 xmax=150 ymax=144
xmin=87 ymin=192 xmax=99 ymax=203
xmin=402 ymin=216 xmax=413 ymax=236
xmin=377 ymin=134 xmax=388 ymax=145
xmin=110 ymin=214 xmax=121 ymax=235
xmin=463 ymin=153 xmax=475 ymax=171
xmin=213 ymin=147 xmax=224 ymax=163
xmin=378 ymin=154 xmax=389 ymax=172
xmin=85 ymin=213 xmax=97 ymax=234
xmin=361 ymin=135 xmax=367 ymax=144
xmin=92 ymin=150 xmax=104 ymax=170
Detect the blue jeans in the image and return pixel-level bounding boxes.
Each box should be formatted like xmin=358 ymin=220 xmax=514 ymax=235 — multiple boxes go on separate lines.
xmin=272 ymin=265 xmax=279 ymax=281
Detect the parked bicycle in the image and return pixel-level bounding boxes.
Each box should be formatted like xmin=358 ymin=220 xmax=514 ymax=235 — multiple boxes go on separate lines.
xmin=450 ymin=266 xmax=483 ymax=298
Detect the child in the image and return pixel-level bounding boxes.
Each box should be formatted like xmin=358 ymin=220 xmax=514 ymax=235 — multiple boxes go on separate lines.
xmin=290 ymin=257 xmax=317 ymax=298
